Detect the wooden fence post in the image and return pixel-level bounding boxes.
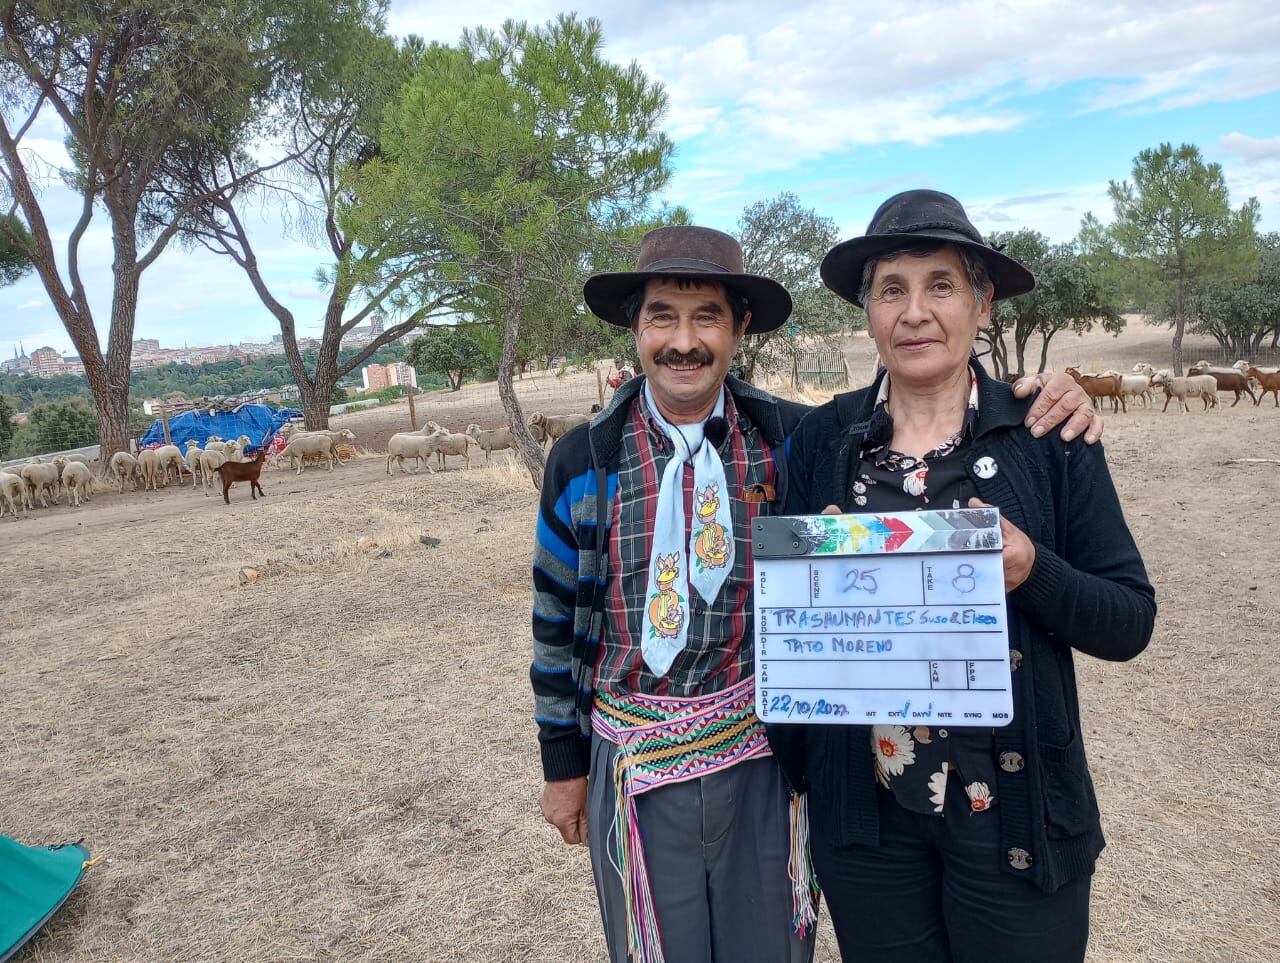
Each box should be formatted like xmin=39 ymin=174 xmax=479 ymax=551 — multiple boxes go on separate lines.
xmin=159 ymin=404 xmax=172 ymax=445
xmin=406 ymin=385 xmax=418 ymax=430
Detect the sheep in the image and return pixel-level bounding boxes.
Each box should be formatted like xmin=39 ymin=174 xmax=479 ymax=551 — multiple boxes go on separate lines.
xmin=204 ymin=436 xmax=230 ymax=454
xmin=137 ymin=448 xmax=161 ymax=491
xmin=197 ymin=448 xmax=228 ymax=496
xmin=386 ymin=432 xmax=440 ymax=474
xmin=20 ymin=461 xmax=60 ymax=507
xmin=1188 ymin=362 xmax=1257 ymax=406
xmin=1104 ymin=370 xmax=1153 ymax=408
xmin=1065 ymin=367 xmax=1126 ymax=413
xmin=60 ymin=460 xmax=93 ymax=507
xmin=215 ymin=449 xmax=268 ymax=504
xmin=110 ymin=451 xmax=140 ymax=493
xmin=184 ymin=440 xmax=205 ymax=489
xmin=223 ymin=440 xmax=245 ymax=463
xmin=1152 ymin=370 xmax=1219 ymax=412
xmin=153 ymin=444 xmax=185 ymax=486
xmin=527 ymin=411 xmax=590 ymax=447
xmin=281 ymin=429 xmax=355 ymax=469
xmin=1246 ymin=366 xmax=1280 ymax=407
xmin=430 ymin=429 xmax=475 ymax=470
xmin=0 ymin=469 xmax=29 ymax=518
xmin=465 ymin=424 xmax=513 ymax=462
xmin=1132 ymin=363 xmax=1156 ymax=379
xmin=278 ymin=434 xmax=336 ymax=475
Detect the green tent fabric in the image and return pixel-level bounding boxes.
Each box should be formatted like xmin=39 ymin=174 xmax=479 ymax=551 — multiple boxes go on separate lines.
xmin=0 ymin=836 xmax=90 ymax=962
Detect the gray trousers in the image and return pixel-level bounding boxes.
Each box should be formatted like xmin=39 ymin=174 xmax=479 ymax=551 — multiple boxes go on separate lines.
xmin=588 ymin=733 xmax=817 ymax=963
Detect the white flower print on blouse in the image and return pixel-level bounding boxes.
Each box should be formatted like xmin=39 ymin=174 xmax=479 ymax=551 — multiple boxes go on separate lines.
xmin=903 ymin=465 xmax=928 ymax=497
xmin=966 ymin=781 xmax=995 ymax=812
xmin=928 ymin=763 xmax=949 ymax=813
xmin=871 ymin=725 xmax=916 ymax=787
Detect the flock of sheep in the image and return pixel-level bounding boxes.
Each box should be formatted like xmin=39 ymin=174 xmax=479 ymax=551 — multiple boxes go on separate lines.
xmin=0 ymin=408 xmax=596 ymax=519
xmin=1065 ymin=360 xmax=1280 ymax=413
xmin=385 ymin=411 xmax=592 ymax=474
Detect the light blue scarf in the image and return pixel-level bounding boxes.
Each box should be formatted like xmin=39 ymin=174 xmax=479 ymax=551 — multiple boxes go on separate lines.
xmin=641 ymin=382 xmax=735 ymax=677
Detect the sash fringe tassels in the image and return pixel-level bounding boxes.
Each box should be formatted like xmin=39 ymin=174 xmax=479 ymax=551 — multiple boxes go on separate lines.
xmin=787 ymin=792 xmax=820 ymax=938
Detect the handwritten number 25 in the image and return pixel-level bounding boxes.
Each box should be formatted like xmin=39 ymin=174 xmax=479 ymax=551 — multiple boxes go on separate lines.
xmin=843 ymin=567 xmax=879 ymax=594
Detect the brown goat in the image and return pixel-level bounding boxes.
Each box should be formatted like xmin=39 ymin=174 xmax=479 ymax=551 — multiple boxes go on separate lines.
xmin=1065 ymin=367 xmax=1126 ymax=413
xmin=1247 ymin=366 xmax=1280 ymax=407
xmin=1187 ymin=363 xmax=1257 ymax=406
xmin=215 ymin=449 xmax=268 ymax=504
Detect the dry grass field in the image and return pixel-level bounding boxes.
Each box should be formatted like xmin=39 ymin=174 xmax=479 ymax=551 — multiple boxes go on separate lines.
xmin=3 ymin=321 xmax=1279 ymax=962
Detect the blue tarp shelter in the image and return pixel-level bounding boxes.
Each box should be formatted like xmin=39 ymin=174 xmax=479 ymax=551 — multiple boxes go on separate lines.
xmin=139 ymin=403 xmax=301 ymax=452
xmin=0 ymin=835 xmax=91 ymax=961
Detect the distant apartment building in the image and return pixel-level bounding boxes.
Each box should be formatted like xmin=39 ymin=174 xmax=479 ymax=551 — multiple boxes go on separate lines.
xmin=361 ymin=361 xmax=417 ymax=392
xmin=29 ymin=346 xmax=61 ymax=377
xmin=133 ymin=338 xmax=161 ymax=352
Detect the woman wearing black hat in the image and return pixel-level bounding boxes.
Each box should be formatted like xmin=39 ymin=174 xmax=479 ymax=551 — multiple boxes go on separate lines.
xmin=769 ymin=190 xmax=1156 ymax=963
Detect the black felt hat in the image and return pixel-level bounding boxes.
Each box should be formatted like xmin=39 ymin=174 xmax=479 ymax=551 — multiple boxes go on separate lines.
xmin=584 ymin=226 xmax=792 ymax=334
xmin=821 ymin=190 xmax=1036 ymax=308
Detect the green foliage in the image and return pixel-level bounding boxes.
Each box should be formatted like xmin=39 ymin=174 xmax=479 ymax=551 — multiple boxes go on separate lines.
xmin=0 ymin=395 xmax=16 ymax=458
xmin=331 ymin=384 xmax=349 ymax=404
xmin=407 ymin=325 xmax=491 ymax=391
xmin=737 ymin=193 xmax=862 ymax=381
xmin=988 ymin=230 xmax=1124 ymax=377
xmin=0 ymin=215 xmax=33 ymax=286
xmin=1081 ymin=142 xmax=1259 ymax=373
xmin=26 ymin=398 xmax=99 ymax=452
xmin=1187 ymin=232 xmax=1280 ymax=357
xmin=346 ymin=14 xmax=672 ymax=479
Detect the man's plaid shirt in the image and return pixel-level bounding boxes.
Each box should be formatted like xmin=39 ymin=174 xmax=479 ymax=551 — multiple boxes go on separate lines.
xmin=595 ymin=389 xmax=778 ymax=697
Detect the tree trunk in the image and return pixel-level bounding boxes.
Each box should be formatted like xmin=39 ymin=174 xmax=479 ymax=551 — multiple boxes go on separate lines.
xmin=87 ymin=370 xmax=132 ymax=467
xmin=989 ymin=331 xmax=1008 ymax=379
xmin=298 ymin=378 xmax=334 ymax=430
xmin=1172 ymin=253 xmax=1187 ymax=376
xmin=498 ymin=258 xmax=547 ymax=489
xmin=1038 ymin=333 xmax=1054 ymax=374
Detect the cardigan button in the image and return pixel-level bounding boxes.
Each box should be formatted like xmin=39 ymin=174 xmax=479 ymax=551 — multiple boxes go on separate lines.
xmin=1009 ymin=649 xmax=1023 ymax=672
xmin=1007 ymin=847 xmax=1033 ymax=870
xmin=973 ymin=456 xmax=998 ymax=479
xmin=999 ymin=751 xmax=1025 ymax=772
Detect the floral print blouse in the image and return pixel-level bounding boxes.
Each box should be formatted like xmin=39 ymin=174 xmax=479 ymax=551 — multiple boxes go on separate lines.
xmin=858 ymin=372 xmax=999 ymax=816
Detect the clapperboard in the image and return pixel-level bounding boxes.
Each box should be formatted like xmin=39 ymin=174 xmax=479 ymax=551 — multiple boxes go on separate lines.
xmin=752 ymin=508 xmax=1013 ymax=727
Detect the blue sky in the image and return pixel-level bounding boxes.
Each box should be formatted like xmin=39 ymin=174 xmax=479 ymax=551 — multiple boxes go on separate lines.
xmin=4 ymin=0 xmax=1279 ymax=360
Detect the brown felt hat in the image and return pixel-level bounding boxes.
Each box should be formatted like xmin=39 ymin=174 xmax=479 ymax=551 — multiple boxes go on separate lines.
xmin=821 ymin=190 xmax=1036 ymax=308
xmin=584 ymin=226 xmax=792 ymax=334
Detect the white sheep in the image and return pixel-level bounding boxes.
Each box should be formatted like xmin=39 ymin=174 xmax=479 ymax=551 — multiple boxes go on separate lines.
xmin=1104 ymin=371 xmax=1153 ymax=408
xmin=60 ymin=460 xmax=94 ymax=507
xmin=223 ymin=440 xmax=245 ymax=463
xmin=527 ymin=411 xmax=590 ymax=447
xmin=278 ymin=434 xmax=336 ymax=475
xmin=136 ymin=449 xmax=161 ymax=491
xmin=385 ymin=432 xmax=440 ymax=474
xmin=0 ymin=469 xmax=29 ymax=518
xmin=184 ymin=441 xmax=205 ymax=489
xmin=110 ymin=451 xmax=140 ymax=493
xmin=204 ymin=436 xmax=230 ymax=454
xmin=430 ymin=430 xmax=475 ymax=470
xmin=196 ymin=448 xmax=228 ymax=496
xmin=465 ymin=424 xmax=514 ymax=462
xmin=281 ymin=429 xmax=355 ymax=469
xmin=1152 ymin=370 xmax=1219 ymax=413
xmin=20 ymin=461 xmax=60 ymax=507
xmin=153 ymin=444 xmax=185 ymax=486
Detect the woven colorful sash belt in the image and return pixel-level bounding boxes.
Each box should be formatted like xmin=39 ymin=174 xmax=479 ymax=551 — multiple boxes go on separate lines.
xmin=591 ymin=677 xmax=818 ymax=963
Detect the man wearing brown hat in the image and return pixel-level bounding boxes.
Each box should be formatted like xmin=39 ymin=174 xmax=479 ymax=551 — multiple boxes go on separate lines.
xmin=529 ymin=225 xmax=1099 ymax=963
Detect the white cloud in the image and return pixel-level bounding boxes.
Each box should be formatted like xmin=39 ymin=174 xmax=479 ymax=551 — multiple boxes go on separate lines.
xmin=1218 ymin=132 xmax=1280 ymax=164
xmin=14 ymin=300 xmax=44 ymax=310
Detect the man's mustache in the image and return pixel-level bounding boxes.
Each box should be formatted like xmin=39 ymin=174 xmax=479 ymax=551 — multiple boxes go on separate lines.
xmin=652 ymin=348 xmax=714 ymax=367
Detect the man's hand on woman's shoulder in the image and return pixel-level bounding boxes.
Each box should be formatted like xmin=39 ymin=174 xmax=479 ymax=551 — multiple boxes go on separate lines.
xmin=1012 ymin=371 xmax=1104 ymax=445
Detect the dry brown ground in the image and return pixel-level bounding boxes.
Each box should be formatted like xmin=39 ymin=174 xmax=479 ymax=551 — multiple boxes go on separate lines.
xmin=4 ymin=321 xmax=1279 ymax=962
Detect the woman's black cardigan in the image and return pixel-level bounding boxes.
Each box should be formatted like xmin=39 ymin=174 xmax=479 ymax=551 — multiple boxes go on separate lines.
xmin=767 ymin=362 xmax=1156 ymax=892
